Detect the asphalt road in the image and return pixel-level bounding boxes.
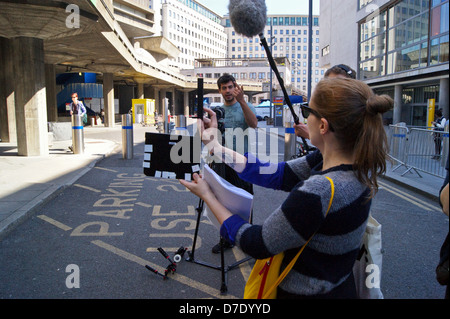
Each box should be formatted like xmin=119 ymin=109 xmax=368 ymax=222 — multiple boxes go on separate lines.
xmin=0 ymin=125 xmax=448 ymax=301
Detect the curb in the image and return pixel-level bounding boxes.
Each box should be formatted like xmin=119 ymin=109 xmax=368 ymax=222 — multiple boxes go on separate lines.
xmin=0 ymin=141 xmax=121 ymax=240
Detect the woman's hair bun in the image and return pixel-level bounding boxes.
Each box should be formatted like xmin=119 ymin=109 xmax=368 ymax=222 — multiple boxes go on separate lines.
xmin=366 ymin=94 xmax=393 ymax=115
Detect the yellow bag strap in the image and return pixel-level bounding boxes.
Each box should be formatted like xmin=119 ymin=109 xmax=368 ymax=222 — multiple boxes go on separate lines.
xmin=262 ymin=176 xmax=335 ymax=299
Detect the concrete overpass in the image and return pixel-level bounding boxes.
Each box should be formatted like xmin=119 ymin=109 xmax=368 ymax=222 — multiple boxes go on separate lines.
xmin=0 ymin=0 xmax=262 ymax=156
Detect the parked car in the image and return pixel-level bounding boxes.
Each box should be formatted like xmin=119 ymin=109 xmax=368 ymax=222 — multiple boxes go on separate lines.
xmin=254 ymin=105 xmax=271 ymax=120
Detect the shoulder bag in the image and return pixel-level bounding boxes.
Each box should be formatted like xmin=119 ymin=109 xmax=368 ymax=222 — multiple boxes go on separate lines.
xmin=244 ymin=176 xmax=335 ymax=299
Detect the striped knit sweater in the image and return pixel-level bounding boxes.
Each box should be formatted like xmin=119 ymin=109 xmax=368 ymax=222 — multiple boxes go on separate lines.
xmin=220 ymin=151 xmax=370 ymax=297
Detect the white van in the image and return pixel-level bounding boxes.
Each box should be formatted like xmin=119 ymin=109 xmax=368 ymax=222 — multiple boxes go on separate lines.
xmin=254 ymin=106 xmax=271 ymax=120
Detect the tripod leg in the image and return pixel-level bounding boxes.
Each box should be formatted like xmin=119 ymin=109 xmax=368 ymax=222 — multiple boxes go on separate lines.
xmin=186 ymin=198 xmax=203 ymax=261
xmin=220 ymin=237 xmax=228 ymax=294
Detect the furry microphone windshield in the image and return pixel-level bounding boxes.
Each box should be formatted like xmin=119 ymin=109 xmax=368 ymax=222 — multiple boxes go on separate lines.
xmin=229 ymin=0 xmax=267 ymax=37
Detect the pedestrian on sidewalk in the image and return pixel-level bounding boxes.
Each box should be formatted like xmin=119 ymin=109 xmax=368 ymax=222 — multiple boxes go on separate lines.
xmin=68 ymin=92 xmax=87 ymax=152
xmin=432 ymin=108 xmax=446 ymax=159
xmin=69 ymin=92 xmax=87 ymax=121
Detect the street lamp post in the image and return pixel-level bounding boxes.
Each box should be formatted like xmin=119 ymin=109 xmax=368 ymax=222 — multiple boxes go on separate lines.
xmin=269 ymin=18 xmax=274 ymax=121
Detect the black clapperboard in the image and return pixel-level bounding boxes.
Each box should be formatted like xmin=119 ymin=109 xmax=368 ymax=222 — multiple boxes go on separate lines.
xmin=143 ymin=132 xmax=201 ymax=181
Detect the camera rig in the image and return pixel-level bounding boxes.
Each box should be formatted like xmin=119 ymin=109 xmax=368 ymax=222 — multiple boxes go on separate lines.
xmin=145 ymin=246 xmax=187 ymax=280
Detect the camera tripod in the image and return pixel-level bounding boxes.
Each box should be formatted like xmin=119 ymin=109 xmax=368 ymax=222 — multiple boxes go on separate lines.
xmin=185 ymin=196 xmax=252 ymax=294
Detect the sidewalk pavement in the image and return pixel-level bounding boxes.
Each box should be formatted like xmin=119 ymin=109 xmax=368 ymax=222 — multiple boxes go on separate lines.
xmin=0 ymin=121 xmax=445 ymax=239
xmin=0 ymin=123 xmax=157 ymax=239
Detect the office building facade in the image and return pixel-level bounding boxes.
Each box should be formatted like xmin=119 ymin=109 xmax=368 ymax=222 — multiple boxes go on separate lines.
xmin=320 ymin=0 xmax=449 ymax=126
xmin=159 ymin=0 xmax=228 ymax=70
xmin=224 ymin=14 xmax=326 ymax=97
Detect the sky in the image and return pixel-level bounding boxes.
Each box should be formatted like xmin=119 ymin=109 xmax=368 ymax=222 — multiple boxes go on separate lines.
xmin=196 ymin=0 xmax=320 ymax=16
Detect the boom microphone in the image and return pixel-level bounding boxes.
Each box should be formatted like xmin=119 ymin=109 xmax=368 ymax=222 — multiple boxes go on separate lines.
xmin=229 ymin=0 xmax=267 ymax=37
xmin=229 ymin=0 xmax=310 ymax=152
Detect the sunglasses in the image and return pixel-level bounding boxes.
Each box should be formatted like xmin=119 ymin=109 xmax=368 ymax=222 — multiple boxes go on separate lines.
xmin=300 ymin=103 xmax=321 ymax=119
xmin=300 ymin=103 xmax=334 ymax=132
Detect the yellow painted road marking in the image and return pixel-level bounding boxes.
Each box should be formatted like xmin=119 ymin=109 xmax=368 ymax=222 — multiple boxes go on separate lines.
xmin=94 ymin=167 xmax=118 ymax=173
xmin=74 ymin=184 xmax=101 ymax=193
xmin=232 ymin=247 xmax=252 ymax=282
xmin=37 ymin=215 xmax=72 ymax=231
xmin=378 ymin=181 xmax=441 ymax=212
xmin=36 ymin=214 xmax=243 ymax=297
xmin=91 ymin=240 xmax=238 ymax=299
xmin=136 ymin=202 xmax=152 ymax=208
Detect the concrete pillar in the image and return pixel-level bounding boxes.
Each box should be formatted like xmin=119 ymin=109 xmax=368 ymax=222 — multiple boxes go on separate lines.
xmin=160 ymin=89 xmax=167 ymax=130
xmin=144 ymin=85 xmax=153 ymax=99
xmin=247 ymin=92 xmax=254 ymax=104
xmin=184 ymin=91 xmax=189 ymax=117
xmin=0 ymin=37 xmax=16 ymax=143
xmin=170 ymin=87 xmax=175 ymax=115
xmin=137 ymin=82 xmax=144 ymax=99
xmin=12 ymin=37 xmax=48 ymax=156
xmin=45 ymin=64 xmax=58 ymax=122
xmin=154 ymin=88 xmax=160 ymax=114
xmin=439 ymin=78 xmax=449 ymax=120
xmin=103 ymin=73 xmax=115 ymax=127
xmin=393 ymin=84 xmax=403 ymax=124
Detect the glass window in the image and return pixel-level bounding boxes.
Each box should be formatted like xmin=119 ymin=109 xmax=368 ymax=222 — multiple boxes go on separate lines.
xmin=388 ymin=0 xmax=429 ymax=28
xmin=399 ymin=44 xmax=421 ymax=71
xmin=360 ymin=57 xmax=385 ymax=79
xmin=439 ymin=34 xmax=449 ymax=62
xmin=359 ymin=0 xmax=374 ymax=10
xmin=419 ymin=41 xmax=429 ymax=67
xmin=430 ymin=34 xmax=450 ymax=64
xmin=360 ymin=33 xmax=386 ymax=60
xmin=431 ymin=2 xmax=449 ymax=36
xmin=388 ymin=12 xmax=429 ymax=51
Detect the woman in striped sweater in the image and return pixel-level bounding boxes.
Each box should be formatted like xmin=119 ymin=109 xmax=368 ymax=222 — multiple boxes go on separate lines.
xmin=180 ymin=78 xmax=393 ymax=298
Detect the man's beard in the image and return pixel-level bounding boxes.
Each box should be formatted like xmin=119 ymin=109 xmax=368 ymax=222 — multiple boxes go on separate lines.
xmin=224 ymin=94 xmax=234 ymax=103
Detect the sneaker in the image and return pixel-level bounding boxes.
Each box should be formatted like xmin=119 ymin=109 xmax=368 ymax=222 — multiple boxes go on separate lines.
xmin=211 ymin=241 xmax=234 ymax=254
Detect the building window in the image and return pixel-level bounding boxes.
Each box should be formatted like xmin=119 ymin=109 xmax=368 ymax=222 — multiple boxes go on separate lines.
xmin=358 ymin=0 xmax=374 ymax=10
xmin=430 ymin=1 xmax=449 ymax=64
xmin=359 ymin=0 xmax=449 ymax=79
xmin=430 ymin=35 xmax=449 ymax=64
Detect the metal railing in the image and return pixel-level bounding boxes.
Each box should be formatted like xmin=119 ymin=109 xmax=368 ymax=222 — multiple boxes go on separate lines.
xmin=387 ymin=123 xmax=449 ymax=178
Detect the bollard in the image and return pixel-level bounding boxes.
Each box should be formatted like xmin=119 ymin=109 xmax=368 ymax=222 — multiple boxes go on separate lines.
xmin=174 ymin=115 xmax=188 ymax=136
xmin=122 ymin=114 xmax=133 ymax=159
xmin=71 ymin=115 xmax=84 ymax=154
xmin=284 ymin=122 xmax=296 ymax=161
